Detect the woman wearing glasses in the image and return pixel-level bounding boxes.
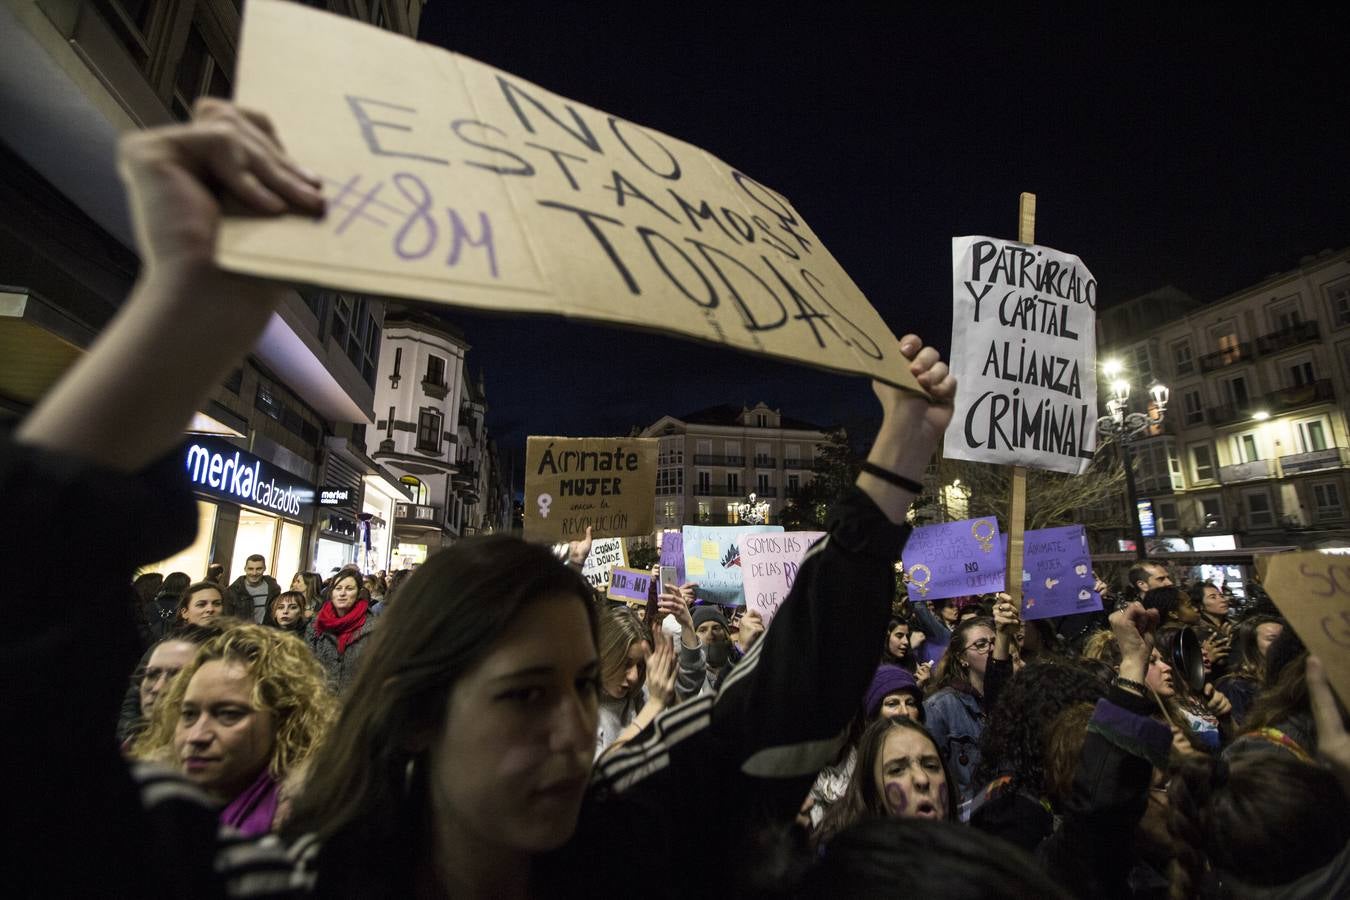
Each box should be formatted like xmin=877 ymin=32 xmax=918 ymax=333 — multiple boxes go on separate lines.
xmin=921 ymin=617 xmax=996 ymax=802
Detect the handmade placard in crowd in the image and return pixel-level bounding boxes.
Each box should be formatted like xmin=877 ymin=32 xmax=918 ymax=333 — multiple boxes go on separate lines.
xmin=901 ymin=518 xmax=1006 ymax=602
xmin=659 ymin=531 xmax=685 ymax=585
xmin=522 ymin=437 xmax=657 ymax=541
xmin=1260 ymin=552 xmax=1350 ymax=705
xmin=681 ymin=524 xmax=784 ymax=606
xmin=219 ymin=0 xmax=925 ymax=394
xmin=740 ymin=531 xmax=824 ymax=626
xmin=1006 ymin=525 xmax=1100 ymax=622
xmin=944 ymin=234 xmax=1098 ymax=475
xmin=606 ymin=567 xmax=654 ymax=603
xmin=581 ymin=538 xmax=627 ymax=592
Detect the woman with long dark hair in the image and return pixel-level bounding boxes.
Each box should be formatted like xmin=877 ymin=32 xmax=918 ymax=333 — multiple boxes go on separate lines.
xmin=1214 ymin=614 xmax=1283 ymax=728
xmin=922 ymin=616 xmax=996 ymax=801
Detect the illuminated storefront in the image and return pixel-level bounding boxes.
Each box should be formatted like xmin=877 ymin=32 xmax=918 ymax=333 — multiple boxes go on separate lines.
xmin=144 ymin=435 xmax=315 ymax=583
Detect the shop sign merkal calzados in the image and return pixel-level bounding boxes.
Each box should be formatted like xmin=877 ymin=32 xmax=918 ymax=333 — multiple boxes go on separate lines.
xmin=184 ymin=435 xmax=316 ymax=519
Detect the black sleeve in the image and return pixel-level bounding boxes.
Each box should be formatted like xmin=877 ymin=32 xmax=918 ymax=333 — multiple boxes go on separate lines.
xmin=983 ymin=655 xmax=1015 ymax=710
xmin=574 ymin=488 xmax=908 ymax=896
xmin=1 ymin=433 xmax=208 ymax=897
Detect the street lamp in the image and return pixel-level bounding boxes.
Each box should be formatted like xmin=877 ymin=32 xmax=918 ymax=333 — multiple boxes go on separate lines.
xmin=732 ymin=492 xmax=771 ymax=525
xmin=1097 ymin=365 xmax=1169 ymax=560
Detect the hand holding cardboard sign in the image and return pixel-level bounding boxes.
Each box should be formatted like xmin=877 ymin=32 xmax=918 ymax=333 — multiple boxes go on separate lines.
xmin=862 ymin=334 xmax=957 ymax=525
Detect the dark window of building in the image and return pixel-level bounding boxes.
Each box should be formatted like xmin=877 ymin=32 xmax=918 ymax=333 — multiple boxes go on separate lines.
xmin=223 ymin=367 xmax=243 ymax=394
xmin=417 ymin=408 xmax=443 ymax=453
xmin=91 ymin=0 xmax=158 ymax=71
xmin=255 ymin=383 xmax=282 ymax=421
xmin=426 ymin=355 xmax=446 ymax=387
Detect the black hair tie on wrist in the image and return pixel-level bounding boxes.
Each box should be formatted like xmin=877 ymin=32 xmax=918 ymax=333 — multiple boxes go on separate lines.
xmin=859 ymin=461 xmax=924 ymax=495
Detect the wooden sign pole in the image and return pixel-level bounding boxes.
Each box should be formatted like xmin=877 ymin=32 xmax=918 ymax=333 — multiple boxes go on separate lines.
xmin=1005 ymin=192 xmax=1036 ymax=608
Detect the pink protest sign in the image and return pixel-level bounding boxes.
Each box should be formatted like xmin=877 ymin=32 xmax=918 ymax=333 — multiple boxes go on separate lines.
xmin=740 ymin=531 xmax=825 ymax=626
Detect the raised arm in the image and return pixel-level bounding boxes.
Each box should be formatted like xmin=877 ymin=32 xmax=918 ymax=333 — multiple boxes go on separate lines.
xmin=16 ymin=99 xmax=324 ymax=471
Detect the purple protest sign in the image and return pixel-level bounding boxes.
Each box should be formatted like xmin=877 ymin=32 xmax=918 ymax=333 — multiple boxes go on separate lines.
xmin=1008 ymin=525 xmax=1101 ymax=621
xmin=902 ymin=518 xmax=1005 ymax=602
xmin=660 ymin=531 xmax=685 ymax=586
xmin=606 ymin=567 xmax=654 ymax=603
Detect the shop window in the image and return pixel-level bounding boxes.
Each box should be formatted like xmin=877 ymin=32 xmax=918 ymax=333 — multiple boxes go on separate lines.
xmin=417 ymin=408 xmax=443 ymax=453
xmin=140 ymin=500 xmax=218 ymax=582
xmin=277 ymin=521 xmax=305 ymax=584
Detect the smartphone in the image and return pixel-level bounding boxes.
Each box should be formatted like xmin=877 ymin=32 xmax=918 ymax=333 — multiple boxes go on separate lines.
xmin=659 ymin=566 xmax=677 ymax=596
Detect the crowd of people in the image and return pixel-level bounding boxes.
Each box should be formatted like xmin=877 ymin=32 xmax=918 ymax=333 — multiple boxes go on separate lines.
xmin=6 ymin=100 xmax=1349 ymax=898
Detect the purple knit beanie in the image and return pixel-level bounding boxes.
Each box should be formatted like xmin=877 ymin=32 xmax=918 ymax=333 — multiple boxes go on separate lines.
xmin=864 ymin=665 xmax=921 ymax=719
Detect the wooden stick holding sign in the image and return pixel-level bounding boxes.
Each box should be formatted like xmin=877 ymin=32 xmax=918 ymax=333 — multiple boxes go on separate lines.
xmin=1004 ymin=192 xmax=1036 ymax=609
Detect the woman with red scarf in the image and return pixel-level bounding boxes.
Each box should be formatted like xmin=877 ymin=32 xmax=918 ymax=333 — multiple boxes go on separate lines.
xmin=306 ymin=569 xmax=376 ymax=694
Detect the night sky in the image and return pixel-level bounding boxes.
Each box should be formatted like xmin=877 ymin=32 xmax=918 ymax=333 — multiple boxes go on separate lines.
xmin=416 ymin=3 xmax=1349 ymax=463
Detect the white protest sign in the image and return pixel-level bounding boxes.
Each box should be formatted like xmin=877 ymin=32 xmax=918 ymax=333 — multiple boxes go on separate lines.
xmin=943 ymin=236 xmax=1098 ymax=475
xmin=582 ymin=538 xmax=627 ymax=591
xmin=218 ymin=1 xmax=925 ymax=395
xmin=740 ymin=531 xmax=825 ymax=626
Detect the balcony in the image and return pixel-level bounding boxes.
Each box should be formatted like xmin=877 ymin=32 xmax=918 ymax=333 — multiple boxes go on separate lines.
xmin=752 ymin=457 xmax=777 ymax=468
xmin=1218 ymin=459 xmax=1276 ymax=484
xmin=1255 ymin=320 xmax=1320 ymax=355
xmin=395 ymin=503 xmax=442 ymax=529
xmin=421 ymin=378 xmax=448 ymax=400
xmin=693 ymin=455 xmax=745 ymax=466
xmin=1199 ymin=341 xmax=1251 ymax=373
xmin=1279 ymin=447 xmax=1349 ymax=476
xmin=451 ymin=465 xmax=479 ymax=487
xmin=693 ymin=485 xmax=743 ymax=497
xmin=783 ymin=459 xmax=810 ymax=470
xmin=1208 ymin=380 xmax=1335 ymax=427
xmin=750 ymin=487 xmax=778 ymax=498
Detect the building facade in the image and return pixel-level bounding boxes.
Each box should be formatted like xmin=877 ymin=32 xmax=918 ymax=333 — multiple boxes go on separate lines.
xmin=0 ymin=1 xmax=424 ymax=580
xmin=370 ymin=308 xmax=513 ymax=567
xmin=1099 ymin=247 xmax=1350 ymax=554
xmin=639 ymin=403 xmax=831 ymax=529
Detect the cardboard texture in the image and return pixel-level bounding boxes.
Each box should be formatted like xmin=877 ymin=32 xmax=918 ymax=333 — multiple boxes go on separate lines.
xmin=740 ymin=531 xmax=825 ymax=626
xmin=1261 ymin=553 xmax=1350 ymax=706
xmin=523 ymin=437 xmax=657 ymax=541
xmin=219 ymin=1 xmax=923 ymax=393
xmin=944 ymin=235 xmax=1098 ymax=474
xmin=581 ymin=538 xmax=627 ymax=591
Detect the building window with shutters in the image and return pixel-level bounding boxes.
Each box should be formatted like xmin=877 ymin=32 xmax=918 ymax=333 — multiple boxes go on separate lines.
xmin=416 ymin=408 xmax=442 ymax=454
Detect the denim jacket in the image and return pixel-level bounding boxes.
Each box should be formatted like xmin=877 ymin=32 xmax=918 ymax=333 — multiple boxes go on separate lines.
xmin=923 ymin=686 xmax=985 ymax=801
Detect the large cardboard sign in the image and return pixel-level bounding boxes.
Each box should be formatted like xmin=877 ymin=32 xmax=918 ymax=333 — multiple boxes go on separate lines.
xmin=1014 ymin=525 xmax=1101 ymax=622
xmin=741 ymin=531 xmax=825 ymax=625
xmin=582 ymin=538 xmax=627 ymax=591
xmin=523 ymin=437 xmax=657 ymax=541
xmin=681 ymin=524 xmax=784 ymax=606
xmin=944 ymin=236 xmax=1098 ymax=474
xmin=1261 ymin=553 xmax=1350 ymax=706
xmin=902 ymin=518 xmax=1005 ymax=601
xmin=219 ymin=1 xmax=924 ymax=394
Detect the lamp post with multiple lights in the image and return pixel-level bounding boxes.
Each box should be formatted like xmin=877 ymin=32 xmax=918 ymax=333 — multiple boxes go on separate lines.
xmin=1096 ymin=359 xmax=1170 ymax=561
xmin=731 ymin=492 xmax=771 ymax=525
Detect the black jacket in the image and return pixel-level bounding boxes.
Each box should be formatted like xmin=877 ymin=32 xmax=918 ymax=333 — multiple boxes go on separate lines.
xmin=227 ymin=574 xmax=280 ymax=621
